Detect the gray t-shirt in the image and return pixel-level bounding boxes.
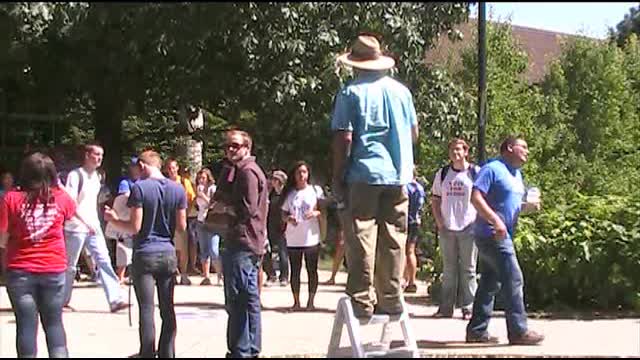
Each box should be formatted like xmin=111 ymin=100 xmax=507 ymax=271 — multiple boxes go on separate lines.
xmin=127 ymin=177 xmax=187 ymax=254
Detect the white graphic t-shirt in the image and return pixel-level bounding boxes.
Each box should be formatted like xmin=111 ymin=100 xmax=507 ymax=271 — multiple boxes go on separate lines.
xmin=431 ymin=165 xmax=479 ymax=231
xmin=281 ymin=185 xmax=324 ymax=248
xmin=21 ymin=203 xmax=59 ymax=242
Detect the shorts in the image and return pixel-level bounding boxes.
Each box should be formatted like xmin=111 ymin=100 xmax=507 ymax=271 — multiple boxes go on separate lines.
xmin=174 ymin=229 xmax=188 ymax=253
xmin=407 ymin=223 xmax=421 ymax=244
xmin=196 ymin=222 xmax=220 ymax=262
xmin=116 ymin=238 xmax=133 ymax=267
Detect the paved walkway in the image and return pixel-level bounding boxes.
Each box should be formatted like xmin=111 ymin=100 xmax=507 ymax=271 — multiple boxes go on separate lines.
xmin=1 ymin=270 xmax=639 ymax=358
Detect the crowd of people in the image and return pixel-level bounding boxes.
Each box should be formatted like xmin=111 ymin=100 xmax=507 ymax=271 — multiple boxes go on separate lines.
xmin=0 ymin=33 xmax=545 ymax=358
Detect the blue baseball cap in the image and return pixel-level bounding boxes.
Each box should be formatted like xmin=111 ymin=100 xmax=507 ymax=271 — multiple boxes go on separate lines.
xmin=117 ymin=179 xmax=132 ymax=195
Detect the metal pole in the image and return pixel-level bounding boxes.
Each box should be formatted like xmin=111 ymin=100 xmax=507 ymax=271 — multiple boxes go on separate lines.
xmin=478 ymin=2 xmax=487 ymax=164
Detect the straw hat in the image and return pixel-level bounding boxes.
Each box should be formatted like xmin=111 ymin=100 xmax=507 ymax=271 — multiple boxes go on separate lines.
xmin=337 ymin=34 xmax=395 ymax=71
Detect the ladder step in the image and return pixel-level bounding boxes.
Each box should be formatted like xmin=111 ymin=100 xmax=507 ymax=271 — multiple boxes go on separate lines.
xmin=327 ymin=296 xmax=418 ymax=358
xmin=363 ymin=346 xmax=417 ymax=358
xmin=358 ymin=313 xmax=405 ymax=326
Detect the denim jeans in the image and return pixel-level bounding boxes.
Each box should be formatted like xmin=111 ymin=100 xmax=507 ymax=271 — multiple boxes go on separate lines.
xmin=466 ymin=236 xmax=528 ymax=338
xmin=64 ymin=229 xmax=124 ymax=308
xmin=438 ymin=226 xmax=478 ymax=315
xmin=222 ymin=249 xmax=261 ymax=358
xmin=131 ymin=251 xmax=178 ymax=358
xmin=263 ymin=234 xmax=289 ymax=282
xmin=195 ymin=222 xmax=221 ymax=262
xmin=6 ymin=270 xmax=68 ymax=358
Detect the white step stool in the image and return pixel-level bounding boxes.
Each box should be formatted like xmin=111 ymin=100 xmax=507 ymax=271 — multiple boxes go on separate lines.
xmin=327 ymin=296 xmax=418 ymax=358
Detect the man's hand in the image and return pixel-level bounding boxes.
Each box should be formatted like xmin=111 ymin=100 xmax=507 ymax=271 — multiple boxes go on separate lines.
xmin=287 ymin=215 xmax=298 ymax=226
xmin=304 ymin=210 xmax=320 ymax=220
xmin=492 ymin=218 xmax=508 ymax=241
xmin=104 ymin=205 xmax=119 ymax=223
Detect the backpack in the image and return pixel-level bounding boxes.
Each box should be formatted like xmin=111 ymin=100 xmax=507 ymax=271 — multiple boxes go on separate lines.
xmin=439 ymin=163 xmax=478 ymax=184
xmin=65 ymin=168 xmax=85 ymax=199
xmin=66 ymin=168 xmax=106 ymax=205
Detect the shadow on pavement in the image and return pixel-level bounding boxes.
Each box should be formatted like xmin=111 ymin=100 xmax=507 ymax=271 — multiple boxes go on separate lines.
xmin=397 ymin=339 xmax=511 ymax=350
xmin=173 ymin=302 xmax=225 ymax=311
xmin=316 ymin=287 xmax=348 ymax=294
xmin=403 ymin=294 xmax=437 ymax=307
xmin=261 ymin=305 xmax=336 ymax=314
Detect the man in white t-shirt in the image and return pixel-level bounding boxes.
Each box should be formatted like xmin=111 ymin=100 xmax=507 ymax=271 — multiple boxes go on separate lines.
xmin=430 ymin=138 xmax=479 ymax=319
xmin=63 ymin=143 xmax=128 ymax=313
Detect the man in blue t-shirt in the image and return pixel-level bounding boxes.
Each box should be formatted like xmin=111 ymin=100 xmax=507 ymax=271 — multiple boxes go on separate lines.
xmin=331 ymin=34 xmax=419 ymax=319
xmin=105 ymin=150 xmax=187 ymax=358
xmin=465 ymin=136 xmax=544 ymax=346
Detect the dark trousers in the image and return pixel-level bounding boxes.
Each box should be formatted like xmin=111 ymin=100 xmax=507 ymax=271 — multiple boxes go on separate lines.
xmin=131 ymin=251 xmax=178 ymax=358
xmin=288 ymin=245 xmax=319 ymax=297
xmin=262 ymin=234 xmax=289 ymax=282
xmin=223 ymin=249 xmax=261 ymax=358
xmin=6 ymin=270 xmax=68 ymax=358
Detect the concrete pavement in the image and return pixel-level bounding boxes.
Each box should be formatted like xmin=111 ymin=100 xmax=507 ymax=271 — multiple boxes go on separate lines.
xmin=1 ymin=270 xmax=639 ymax=358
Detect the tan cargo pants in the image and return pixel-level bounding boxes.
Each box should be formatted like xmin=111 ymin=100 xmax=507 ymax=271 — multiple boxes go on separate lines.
xmin=344 ymin=183 xmax=409 ymax=318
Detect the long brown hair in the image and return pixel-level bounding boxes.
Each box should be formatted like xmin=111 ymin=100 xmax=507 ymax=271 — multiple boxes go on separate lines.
xmin=283 ymin=161 xmax=313 ymax=199
xmin=196 ymin=168 xmax=215 ymax=187
xmin=19 ymin=152 xmax=59 ymax=216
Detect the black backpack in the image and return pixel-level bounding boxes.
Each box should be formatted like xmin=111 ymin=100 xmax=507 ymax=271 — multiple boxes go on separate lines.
xmin=439 ymin=163 xmax=478 ymax=184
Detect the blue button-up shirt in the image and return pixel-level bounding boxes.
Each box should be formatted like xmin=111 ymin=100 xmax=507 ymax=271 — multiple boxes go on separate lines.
xmin=331 ymin=72 xmax=417 ymax=186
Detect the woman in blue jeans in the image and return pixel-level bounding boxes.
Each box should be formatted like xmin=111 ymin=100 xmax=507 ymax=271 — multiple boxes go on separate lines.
xmin=195 ymin=168 xmax=223 ymax=285
xmin=0 ymin=153 xmax=77 ymax=357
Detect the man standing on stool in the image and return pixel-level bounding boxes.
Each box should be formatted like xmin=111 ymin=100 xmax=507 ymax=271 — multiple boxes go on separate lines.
xmin=331 ymin=33 xmax=419 ymax=320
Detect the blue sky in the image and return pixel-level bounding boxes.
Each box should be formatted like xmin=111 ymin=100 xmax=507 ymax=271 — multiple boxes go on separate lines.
xmin=470 ymin=2 xmax=638 ymax=39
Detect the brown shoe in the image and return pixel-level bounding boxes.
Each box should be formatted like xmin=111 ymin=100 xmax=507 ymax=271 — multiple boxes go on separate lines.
xmin=404 ymin=284 xmax=417 ymax=293
xmin=431 ymin=311 xmax=453 ymax=318
xmin=509 ymin=330 xmax=545 ymax=345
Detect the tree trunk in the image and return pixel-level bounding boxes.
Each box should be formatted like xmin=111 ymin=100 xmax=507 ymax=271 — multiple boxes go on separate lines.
xmin=176 ymin=136 xmax=202 ymax=180
xmin=94 ymin=98 xmax=125 ymax=192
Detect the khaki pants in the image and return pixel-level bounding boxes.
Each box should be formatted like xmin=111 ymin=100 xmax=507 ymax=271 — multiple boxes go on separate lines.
xmin=344 ymin=183 xmax=409 ymax=318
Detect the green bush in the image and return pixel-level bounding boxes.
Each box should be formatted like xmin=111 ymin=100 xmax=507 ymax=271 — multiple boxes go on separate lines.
xmin=515 ymin=193 xmax=640 ymax=311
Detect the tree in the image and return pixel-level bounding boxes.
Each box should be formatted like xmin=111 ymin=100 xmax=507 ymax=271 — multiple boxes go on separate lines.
xmin=612 ymin=4 xmax=640 ymax=47
xmin=2 ymin=2 xmax=472 ymax=185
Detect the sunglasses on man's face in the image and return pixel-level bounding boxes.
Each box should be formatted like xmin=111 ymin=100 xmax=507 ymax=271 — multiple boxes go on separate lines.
xmin=225 ymin=142 xmax=245 ymax=151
